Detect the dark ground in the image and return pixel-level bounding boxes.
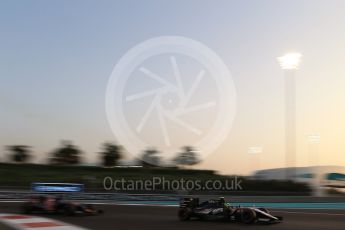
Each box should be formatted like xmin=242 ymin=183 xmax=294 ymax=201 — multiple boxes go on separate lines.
xmin=0 ymin=202 xmax=345 ymax=230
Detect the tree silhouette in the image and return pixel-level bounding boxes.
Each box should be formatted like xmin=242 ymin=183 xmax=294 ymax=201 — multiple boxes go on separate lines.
xmin=100 ymin=142 xmax=122 ymax=167
xmin=7 ymin=145 xmax=31 ymax=163
xmin=174 ymin=146 xmax=200 ymax=167
xmin=50 ymin=141 xmax=82 ymax=165
xmin=141 ymin=148 xmax=161 ymax=167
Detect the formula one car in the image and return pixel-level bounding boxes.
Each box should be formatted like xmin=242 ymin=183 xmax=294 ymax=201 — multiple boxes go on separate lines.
xmin=178 ymin=197 xmax=283 ymax=224
xmin=22 ymin=195 xmax=103 ymax=216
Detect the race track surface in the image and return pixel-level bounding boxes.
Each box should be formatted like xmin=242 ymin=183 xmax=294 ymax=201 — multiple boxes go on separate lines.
xmin=1 ymin=203 xmax=345 ymax=230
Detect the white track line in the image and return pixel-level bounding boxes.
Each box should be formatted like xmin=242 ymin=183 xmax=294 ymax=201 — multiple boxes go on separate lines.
xmin=273 ymin=210 xmax=345 ymax=216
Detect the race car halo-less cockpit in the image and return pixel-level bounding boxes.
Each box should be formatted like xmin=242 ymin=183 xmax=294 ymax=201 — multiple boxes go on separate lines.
xmin=178 ymin=197 xmax=283 ymax=224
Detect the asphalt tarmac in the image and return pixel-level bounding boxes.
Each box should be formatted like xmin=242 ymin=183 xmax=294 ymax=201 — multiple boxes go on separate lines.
xmin=1 ymin=202 xmax=345 ymax=230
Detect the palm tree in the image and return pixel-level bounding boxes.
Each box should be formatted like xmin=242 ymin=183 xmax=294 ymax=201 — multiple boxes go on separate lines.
xmin=174 ymin=146 xmax=200 ymax=167
xmin=7 ymin=145 xmax=31 ymax=163
xmin=141 ymin=148 xmax=161 ymax=167
xmin=50 ymin=141 xmax=82 ymax=165
xmin=100 ymin=142 xmax=122 ymax=167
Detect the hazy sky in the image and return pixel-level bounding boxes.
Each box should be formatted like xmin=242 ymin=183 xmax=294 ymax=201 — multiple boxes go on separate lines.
xmin=1 ymin=0 xmax=345 ymax=175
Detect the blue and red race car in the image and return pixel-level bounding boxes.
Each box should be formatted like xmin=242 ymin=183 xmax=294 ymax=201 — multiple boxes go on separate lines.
xmin=22 ymin=195 xmax=103 ymax=216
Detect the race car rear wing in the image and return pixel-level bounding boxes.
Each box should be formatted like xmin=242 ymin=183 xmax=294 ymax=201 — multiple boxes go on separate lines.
xmin=180 ymin=197 xmax=199 ymax=208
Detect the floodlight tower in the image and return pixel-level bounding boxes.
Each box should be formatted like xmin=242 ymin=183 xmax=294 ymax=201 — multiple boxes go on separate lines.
xmin=248 ymin=146 xmax=263 ymax=176
xmin=308 ymin=134 xmax=320 ymax=166
xmin=278 ymin=53 xmax=302 ymax=180
xmin=307 ymin=133 xmax=323 ymax=196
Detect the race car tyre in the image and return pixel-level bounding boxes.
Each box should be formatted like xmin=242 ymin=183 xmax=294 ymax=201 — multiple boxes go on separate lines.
xmin=178 ymin=208 xmax=192 ymax=221
xmin=22 ymin=204 xmax=33 ymax=214
xmin=64 ymin=206 xmax=76 ymax=216
xmin=223 ymin=207 xmax=235 ymax=220
xmin=56 ymin=208 xmax=63 ymax=215
xmin=240 ymin=208 xmax=257 ymax=224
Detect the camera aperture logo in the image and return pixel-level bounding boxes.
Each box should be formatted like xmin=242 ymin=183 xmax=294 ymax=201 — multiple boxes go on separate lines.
xmin=105 ymin=36 xmax=237 ymax=162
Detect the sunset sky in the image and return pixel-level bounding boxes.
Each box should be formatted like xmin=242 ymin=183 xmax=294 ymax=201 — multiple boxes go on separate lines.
xmin=1 ymin=0 xmax=345 ymax=175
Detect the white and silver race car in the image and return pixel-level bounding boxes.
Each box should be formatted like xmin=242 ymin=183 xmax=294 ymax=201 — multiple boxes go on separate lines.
xmin=178 ymin=197 xmax=283 ymax=224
